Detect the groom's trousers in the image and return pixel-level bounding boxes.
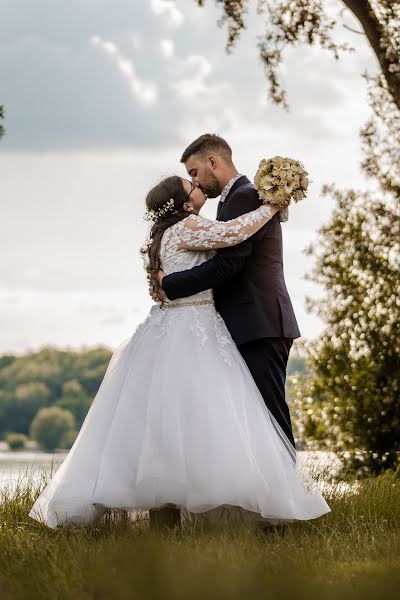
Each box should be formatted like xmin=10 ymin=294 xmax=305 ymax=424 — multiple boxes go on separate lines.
xmin=237 ymin=337 xmax=296 ymax=449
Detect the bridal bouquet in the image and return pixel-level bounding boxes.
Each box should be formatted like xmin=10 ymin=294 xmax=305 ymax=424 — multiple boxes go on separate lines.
xmin=254 ymin=156 xmax=309 ymax=209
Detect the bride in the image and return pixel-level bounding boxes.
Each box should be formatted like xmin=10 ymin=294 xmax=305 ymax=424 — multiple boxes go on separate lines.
xmin=29 ymin=174 xmax=330 ymax=529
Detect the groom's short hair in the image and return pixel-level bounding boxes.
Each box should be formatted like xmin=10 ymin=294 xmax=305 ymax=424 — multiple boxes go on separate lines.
xmin=180 ymin=134 xmax=232 ymax=164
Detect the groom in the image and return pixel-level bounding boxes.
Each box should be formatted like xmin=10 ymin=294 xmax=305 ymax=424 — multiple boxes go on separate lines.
xmin=158 ymin=133 xmax=300 ymax=447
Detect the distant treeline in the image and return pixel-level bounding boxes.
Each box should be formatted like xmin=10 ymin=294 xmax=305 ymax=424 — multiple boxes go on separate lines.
xmin=0 ymin=347 xmax=112 ymax=449
xmin=0 ymin=347 xmax=307 ymax=449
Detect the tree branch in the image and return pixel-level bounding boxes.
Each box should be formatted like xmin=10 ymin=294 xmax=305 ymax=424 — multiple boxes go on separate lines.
xmin=341 ymin=0 xmax=400 ymax=111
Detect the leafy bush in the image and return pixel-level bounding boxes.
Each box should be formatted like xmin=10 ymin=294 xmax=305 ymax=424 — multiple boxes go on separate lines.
xmin=30 ymin=407 xmax=76 ymax=452
xmin=5 ymin=432 xmax=27 ymax=451
xmin=60 ymin=428 xmax=78 ymax=450
xmin=0 ymin=382 xmax=51 ymax=437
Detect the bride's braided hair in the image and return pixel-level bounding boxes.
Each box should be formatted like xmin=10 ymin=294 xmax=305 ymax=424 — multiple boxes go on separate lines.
xmin=141 ymin=176 xmax=192 ymax=296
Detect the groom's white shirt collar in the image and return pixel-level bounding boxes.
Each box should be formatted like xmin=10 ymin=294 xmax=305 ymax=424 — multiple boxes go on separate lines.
xmin=220 ymin=173 xmax=243 ymax=203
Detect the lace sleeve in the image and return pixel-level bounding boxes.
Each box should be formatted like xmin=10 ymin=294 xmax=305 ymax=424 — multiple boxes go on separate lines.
xmin=177 ymin=204 xmax=278 ymax=251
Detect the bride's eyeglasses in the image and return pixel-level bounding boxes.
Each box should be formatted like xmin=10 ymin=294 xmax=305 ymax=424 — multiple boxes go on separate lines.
xmin=185 ymin=181 xmax=200 ymax=201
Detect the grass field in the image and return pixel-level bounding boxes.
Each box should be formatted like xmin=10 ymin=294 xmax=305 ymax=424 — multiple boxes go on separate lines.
xmin=0 ymin=465 xmax=399 ymax=599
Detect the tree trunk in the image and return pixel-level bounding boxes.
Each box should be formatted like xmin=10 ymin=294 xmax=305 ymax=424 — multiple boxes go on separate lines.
xmin=341 ymin=0 xmax=400 ymax=110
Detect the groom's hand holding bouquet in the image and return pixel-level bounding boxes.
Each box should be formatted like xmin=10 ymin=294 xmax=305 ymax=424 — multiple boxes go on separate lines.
xmin=254 ymin=156 xmax=309 ymax=216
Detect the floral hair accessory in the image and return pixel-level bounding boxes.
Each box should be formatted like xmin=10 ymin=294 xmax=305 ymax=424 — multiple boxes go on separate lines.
xmin=144 ymin=198 xmax=178 ymax=222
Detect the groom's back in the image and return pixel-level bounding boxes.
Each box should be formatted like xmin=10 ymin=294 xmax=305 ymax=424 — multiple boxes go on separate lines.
xmin=214 ymin=179 xmax=300 ymax=346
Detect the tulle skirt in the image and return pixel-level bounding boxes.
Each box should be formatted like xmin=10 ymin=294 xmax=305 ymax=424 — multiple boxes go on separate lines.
xmin=29 ymin=303 xmax=330 ymax=529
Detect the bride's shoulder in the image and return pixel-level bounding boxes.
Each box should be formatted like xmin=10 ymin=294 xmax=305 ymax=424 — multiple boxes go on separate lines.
xmin=182 ymin=214 xmax=202 ymax=222
xmin=163 ymin=215 xmax=205 ymax=244
xmin=161 ymin=216 xmax=193 ymax=242
xmin=181 ymin=214 xmax=210 ymax=230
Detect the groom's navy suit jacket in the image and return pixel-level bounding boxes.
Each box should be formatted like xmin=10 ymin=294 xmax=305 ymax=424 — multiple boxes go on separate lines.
xmin=162 ymin=175 xmax=301 ymax=346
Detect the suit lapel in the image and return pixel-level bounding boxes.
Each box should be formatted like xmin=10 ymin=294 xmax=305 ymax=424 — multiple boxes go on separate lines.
xmin=217 ymin=175 xmax=250 ymax=221
xmin=216 ymin=200 xmax=224 ymax=220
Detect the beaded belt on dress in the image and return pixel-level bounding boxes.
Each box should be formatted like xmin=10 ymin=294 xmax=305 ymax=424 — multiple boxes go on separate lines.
xmin=159 ymin=300 xmax=214 ymax=309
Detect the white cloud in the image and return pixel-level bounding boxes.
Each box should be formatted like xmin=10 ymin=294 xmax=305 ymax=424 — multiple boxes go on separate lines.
xmin=160 ymin=38 xmax=174 ymax=59
xmin=90 ymin=35 xmax=157 ymax=107
xmin=131 ymin=33 xmax=142 ymax=50
xmin=150 ymin=0 xmax=184 ymax=29
xmin=167 ymin=53 xmax=236 ymax=141
xmin=170 ymin=54 xmax=231 ymax=99
xmin=0 ymin=0 xmax=375 ymax=152
xmin=0 ymin=287 xmax=154 ymax=354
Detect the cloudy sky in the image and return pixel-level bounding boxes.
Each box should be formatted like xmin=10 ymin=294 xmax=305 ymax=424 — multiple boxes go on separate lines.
xmin=0 ymin=0 xmax=378 ymax=355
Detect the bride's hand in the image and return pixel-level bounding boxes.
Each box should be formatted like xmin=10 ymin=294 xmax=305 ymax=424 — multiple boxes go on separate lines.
xmin=157 ymin=270 xmax=166 ymax=287
xmin=148 ymin=271 xmax=168 ymax=302
xmin=263 ymin=199 xmax=289 ymax=210
xmin=148 ymin=277 xmax=163 ymax=302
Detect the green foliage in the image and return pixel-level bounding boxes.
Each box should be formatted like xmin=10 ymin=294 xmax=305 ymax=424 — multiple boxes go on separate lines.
xmin=55 ymin=379 xmax=91 ymax=427
xmin=0 ymin=355 xmax=15 ymax=370
xmin=5 ymin=432 xmax=28 ymax=450
xmin=361 ymin=74 xmax=400 ymax=196
xmin=30 ymin=406 xmax=76 ymax=452
xmin=0 ymin=346 xmax=111 ymax=394
xmin=287 ymin=354 xmax=306 ymax=377
xmin=294 ymin=82 xmax=400 ymax=473
xmin=79 ymin=362 xmax=111 ymax=395
xmin=0 ymin=382 xmax=51 ymax=436
xmin=60 ymin=428 xmax=78 ymax=449
xmin=0 ymin=346 xmax=112 ymax=439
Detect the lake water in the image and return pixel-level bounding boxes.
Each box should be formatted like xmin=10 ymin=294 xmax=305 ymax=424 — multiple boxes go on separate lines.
xmin=0 ymin=449 xmax=346 ymax=496
xmin=0 ymin=451 xmax=68 ymax=494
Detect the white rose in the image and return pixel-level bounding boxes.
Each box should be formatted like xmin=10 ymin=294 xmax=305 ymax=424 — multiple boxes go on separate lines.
xmin=272 ymin=188 xmax=289 ymax=206
xmin=284 ymin=181 xmax=295 ymax=194
xmin=260 ymin=174 xmax=275 ymax=186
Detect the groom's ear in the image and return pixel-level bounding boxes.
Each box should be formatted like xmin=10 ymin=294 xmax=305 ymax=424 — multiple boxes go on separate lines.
xmin=208 ymin=155 xmax=217 ymax=169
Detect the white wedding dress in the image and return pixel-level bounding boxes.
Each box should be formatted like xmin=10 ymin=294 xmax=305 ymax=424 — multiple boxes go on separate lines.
xmin=29 ymin=206 xmax=330 ymax=528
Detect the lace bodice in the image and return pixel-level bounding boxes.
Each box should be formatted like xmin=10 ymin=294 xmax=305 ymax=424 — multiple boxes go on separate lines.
xmin=158 ymin=204 xmax=277 ymax=306
xmin=160 ymin=225 xmax=215 ymax=306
